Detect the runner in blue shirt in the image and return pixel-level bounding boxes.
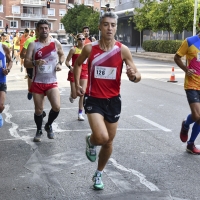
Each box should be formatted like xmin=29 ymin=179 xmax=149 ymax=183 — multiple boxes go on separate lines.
xmin=0 ymin=43 xmax=13 ymax=127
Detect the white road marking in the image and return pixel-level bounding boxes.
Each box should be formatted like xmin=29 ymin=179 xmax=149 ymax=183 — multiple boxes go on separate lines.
xmin=109 ymin=158 xmax=160 ymax=191
xmin=3 ymin=105 xmax=38 ymax=149
xmin=135 ymin=115 xmax=171 ymax=132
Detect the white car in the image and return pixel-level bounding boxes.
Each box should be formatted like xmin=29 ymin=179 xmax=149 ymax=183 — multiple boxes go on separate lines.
xmin=60 ymin=38 xmax=67 ymax=44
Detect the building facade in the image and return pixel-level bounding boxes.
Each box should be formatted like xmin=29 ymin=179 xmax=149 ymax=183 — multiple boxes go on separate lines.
xmin=0 ymin=0 xmax=116 ymax=40
xmin=0 ymin=0 xmax=67 ymax=40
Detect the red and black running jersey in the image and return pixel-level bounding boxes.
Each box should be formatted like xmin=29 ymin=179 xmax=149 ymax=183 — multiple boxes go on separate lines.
xmin=86 ymin=41 xmax=123 ymax=98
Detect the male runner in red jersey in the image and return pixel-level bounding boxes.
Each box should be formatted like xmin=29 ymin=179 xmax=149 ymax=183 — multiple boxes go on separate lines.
xmin=24 ymin=19 xmax=65 ymax=142
xmin=73 ymin=12 xmax=141 ymax=190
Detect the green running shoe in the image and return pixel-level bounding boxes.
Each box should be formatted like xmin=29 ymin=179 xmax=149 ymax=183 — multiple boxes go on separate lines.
xmin=93 ymin=172 xmax=104 ymax=190
xmin=85 ymin=134 xmax=96 ymax=162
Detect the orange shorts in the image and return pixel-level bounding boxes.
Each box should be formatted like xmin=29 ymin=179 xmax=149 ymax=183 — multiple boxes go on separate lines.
xmin=30 ymin=82 xmax=58 ymax=95
xmin=67 ymin=70 xmax=88 ymax=82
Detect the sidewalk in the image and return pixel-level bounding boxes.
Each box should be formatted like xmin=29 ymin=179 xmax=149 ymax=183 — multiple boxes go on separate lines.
xmin=128 ymin=47 xmax=186 ymax=63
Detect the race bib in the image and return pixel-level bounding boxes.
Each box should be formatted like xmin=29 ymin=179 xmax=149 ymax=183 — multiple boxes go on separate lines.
xmin=197 ymin=52 xmax=200 ymax=62
xmin=38 ymin=65 xmax=52 ymax=73
xmin=94 ymin=66 xmax=117 ymax=80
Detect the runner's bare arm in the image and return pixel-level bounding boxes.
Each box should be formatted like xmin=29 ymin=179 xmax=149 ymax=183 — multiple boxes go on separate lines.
xmin=20 ymin=48 xmax=26 ymax=59
xmin=65 ymin=47 xmax=75 ymax=68
xmin=24 ymin=42 xmax=35 ymax=68
xmin=2 ymin=44 xmax=12 ymax=75
xmin=74 ymin=44 xmax=92 ymax=95
xmin=121 ymin=44 xmax=141 ymax=83
xmin=54 ymin=40 xmax=65 ymax=71
xmin=55 ymin=40 xmax=65 ymax=64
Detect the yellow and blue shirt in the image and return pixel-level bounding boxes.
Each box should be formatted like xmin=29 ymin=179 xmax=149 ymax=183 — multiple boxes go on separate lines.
xmin=177 ymin=35 xmax=200 ymax=90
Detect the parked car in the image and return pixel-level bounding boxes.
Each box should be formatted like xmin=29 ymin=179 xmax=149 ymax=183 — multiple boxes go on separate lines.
xmin=60 ymin=38 xmax=67 ymax=44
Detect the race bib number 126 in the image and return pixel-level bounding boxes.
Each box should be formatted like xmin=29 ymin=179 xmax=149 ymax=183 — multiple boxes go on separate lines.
xmin=94 ymin=66 xmax=117 ymax=80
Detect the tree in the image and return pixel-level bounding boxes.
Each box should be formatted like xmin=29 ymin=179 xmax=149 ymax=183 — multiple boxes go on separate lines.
xmin=169 ymin=0 xmax=195 ymax=33
xmin=61 ymin=4 xmax=99 ymax=36
xmin=133 ymin=0 xmax=200 ymax=39
xmin=133 ymin=0 xmax=154 ymax=32
xmin=148 ymin=0 xmax=172 ymax=39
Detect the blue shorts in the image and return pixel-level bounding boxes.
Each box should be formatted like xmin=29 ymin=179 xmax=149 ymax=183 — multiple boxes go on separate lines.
xmin=185 ymin=89 xmax=200 ymax=104
xmin=83 ymin=94 xmax=121 ymax=123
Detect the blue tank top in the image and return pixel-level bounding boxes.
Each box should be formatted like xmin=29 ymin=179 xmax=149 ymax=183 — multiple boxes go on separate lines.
xmin=0 ymin=44 xmax=6 ymax=83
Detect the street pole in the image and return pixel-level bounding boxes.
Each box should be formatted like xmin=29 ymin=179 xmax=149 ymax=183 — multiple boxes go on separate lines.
xmin=193 ymin=0 xmax=198 ymax=36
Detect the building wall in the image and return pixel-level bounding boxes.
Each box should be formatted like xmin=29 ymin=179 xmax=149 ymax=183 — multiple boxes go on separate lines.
xmin=0 ymin=0 xmax=67 ymax=39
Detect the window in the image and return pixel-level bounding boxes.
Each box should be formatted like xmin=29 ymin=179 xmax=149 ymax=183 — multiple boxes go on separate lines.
xmin=47 ymin=8 xmax=55 ymax=16
xmin=59 ymin=9 xmax=66 ymax=16
xmin=49 ymin=0 xmax=55 ymax=2
xmin=25 ymin=21 xmax=30 ymax=28
xmin=75 ymin=0 xmax=81 ymax=4
xmin=34 ymin=22 xmax=37 ymax=28
xmin=49 ymin=22 xmax=53 ymax=30
xmin=0 ymin=20 xmax=3 ymax=28
xmin=0 ymin=5 xmax=3 ymax=12
xmin=12 ymin=6 xmax=20 ymax=14
xmin=10 ymin=21 xmax=18 ymax=28
xmin=59 ymin=23 xmax=64 ymax=30
xmin=60 ymin=0 xmax=66 ymax=3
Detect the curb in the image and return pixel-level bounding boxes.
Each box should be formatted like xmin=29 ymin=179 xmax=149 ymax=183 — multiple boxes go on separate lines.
xmin=130 ymin=51 xmax=186 ymax=63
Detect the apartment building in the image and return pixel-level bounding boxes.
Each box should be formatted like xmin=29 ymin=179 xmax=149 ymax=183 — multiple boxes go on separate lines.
xmin=0 ymin=0 xmax=116 ymax=40
xmin=0 ymin=0 xmax=67 ymax=40
xmin=114 ymin=0 xmax=141 ymax=47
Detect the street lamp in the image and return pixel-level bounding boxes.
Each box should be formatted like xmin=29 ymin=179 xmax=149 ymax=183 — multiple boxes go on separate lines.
xmin=193 ymin=0 xmax=198 ymax=35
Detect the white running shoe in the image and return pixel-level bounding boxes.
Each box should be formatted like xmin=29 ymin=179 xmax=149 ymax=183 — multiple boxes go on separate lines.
xmin=78 ymin=113 xmax=85 ymax=121
xmin=69 ymin=96 xmax=74 ymax=103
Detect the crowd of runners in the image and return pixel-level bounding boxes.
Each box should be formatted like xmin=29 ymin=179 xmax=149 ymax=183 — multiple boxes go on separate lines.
xmin=1 ymin=10 xmax=200 ymax=191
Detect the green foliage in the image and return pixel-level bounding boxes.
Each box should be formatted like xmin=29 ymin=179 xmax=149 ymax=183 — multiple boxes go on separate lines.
xmin=133 ymin=0 xmax=155 ymax=31
xmin=133 ymin=0 xmax=200 ymax=35
xmin=169 ymin=0 xmax=194 ymax=33
xmin=61 ymin=4 xmax=99 ymax=35
xmin=142 ymin=40 xmax=183 ymax=54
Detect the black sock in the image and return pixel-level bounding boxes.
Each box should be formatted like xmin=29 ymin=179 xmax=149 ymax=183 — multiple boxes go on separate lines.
xmin=47 ymin=109 xmax=59 ymax=125
xmin=34 ymin=113 xmax=43 ymax=131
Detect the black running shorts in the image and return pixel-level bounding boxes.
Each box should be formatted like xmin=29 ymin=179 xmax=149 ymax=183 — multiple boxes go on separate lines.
xmin=26 ymin=68 xmax=33 ymax=79
xmin=186 ymin=89 xmax=200 ymax=104
xmin=83 ymin=94 xmax=121 ymax=123
xmin=0 ymin=83 xmax=7 ymax=93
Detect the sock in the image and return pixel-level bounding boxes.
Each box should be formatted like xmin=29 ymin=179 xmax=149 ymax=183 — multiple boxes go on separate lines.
xmin=96 ymin=170 xmax=103 ymax=175
xmin=188 ymin=122 xmax=200 ymax=143
xmin=88 ymin=134 xmax=95 ymax=146
xmin=34 ymin=113 xmax=43 ymax=131
xmin=184 ymin=114 xmax=194 ymax=129
xmin=79 ymin=109 xmax=82 ymax=114
xmin=46 ymin=109 xmax=59 ymax=125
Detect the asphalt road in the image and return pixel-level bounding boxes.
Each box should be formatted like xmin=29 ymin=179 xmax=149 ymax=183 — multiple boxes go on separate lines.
xmin=0 ymin=45 xmax=196 ymax=200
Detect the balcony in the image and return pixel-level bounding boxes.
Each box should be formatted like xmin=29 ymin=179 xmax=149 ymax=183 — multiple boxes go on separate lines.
xmin=21 ymin=13 xmax=48 ymax=19
xmin=84 ymin=0 xmax=93 ymax=6
xmin=21 ymin=0 xmax=46 ymax=6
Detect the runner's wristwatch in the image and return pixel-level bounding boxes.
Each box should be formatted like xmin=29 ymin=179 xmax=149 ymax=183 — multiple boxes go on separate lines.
xmin=32 ymin=60 xmax=36 ymax=66
xmin=58 ymin=61 xmax=62 ymax=66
